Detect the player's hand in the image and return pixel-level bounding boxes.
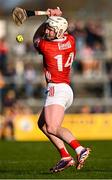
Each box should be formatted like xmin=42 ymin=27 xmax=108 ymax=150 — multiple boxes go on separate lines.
xmin=46 ymin=7 xmax=62 ymax=17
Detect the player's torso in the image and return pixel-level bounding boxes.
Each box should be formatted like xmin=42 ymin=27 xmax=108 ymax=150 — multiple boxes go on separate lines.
xmin=39 ymin=34 xmax=76 ymax=84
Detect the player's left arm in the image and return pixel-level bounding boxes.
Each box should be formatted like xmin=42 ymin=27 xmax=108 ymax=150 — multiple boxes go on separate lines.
xmin=33 ymin=22 xmax=46 ymax=50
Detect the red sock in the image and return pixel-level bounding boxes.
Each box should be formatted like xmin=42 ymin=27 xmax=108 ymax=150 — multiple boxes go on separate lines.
xmin=59 ymin=148 xmax=70 ymax=158
xmin=69 ymin=139 xmax=81 ymax=150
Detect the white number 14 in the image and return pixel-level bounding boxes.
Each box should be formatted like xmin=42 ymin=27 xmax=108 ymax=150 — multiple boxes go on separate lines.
xmin=54 ymin=52 xmax=74 ymax=72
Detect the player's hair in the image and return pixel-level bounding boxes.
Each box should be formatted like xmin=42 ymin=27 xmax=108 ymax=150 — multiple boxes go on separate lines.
xmin=46 ymin=16 xmax=68 ymax=38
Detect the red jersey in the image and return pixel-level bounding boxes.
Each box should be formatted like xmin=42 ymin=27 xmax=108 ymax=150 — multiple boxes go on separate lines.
xmin=35 ymin=34 xmax=76 ymax=84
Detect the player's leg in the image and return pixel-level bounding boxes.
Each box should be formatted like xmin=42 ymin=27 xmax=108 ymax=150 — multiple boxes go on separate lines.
xmin=38 ymin=108 xmax=75 ymax=172
xmin=44 ymin=104 xmax=79 ymax=144
xmin=38 ymin=108 xmax=71 ymax=158
xmin=44 ymin=104 xmax=91 ymax=170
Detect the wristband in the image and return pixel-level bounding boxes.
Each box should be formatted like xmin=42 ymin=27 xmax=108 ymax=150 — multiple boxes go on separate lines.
xmin=26 ymin=10 xmax=35 ymax=17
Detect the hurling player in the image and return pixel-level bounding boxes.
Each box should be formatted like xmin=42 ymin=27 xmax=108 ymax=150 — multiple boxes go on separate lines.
xmin=33 ymin=7 xmax=91 ymax=172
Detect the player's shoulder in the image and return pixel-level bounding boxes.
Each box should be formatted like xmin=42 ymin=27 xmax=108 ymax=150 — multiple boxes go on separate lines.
xmin=65 ymin=33 xmax=75 ymax=42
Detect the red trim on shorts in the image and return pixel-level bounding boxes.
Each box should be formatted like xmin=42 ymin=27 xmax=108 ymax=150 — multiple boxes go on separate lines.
xmin=49 ymin=86 xmax=54 ymax=96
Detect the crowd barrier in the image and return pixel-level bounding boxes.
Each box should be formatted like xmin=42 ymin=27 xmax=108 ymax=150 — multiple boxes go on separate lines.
xmin=14 ymin=114 xmax=112 ymax=141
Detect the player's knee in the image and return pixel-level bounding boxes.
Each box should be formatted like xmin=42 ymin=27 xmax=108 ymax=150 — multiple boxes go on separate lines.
xmin=47 ymin=126 xmax=57 ymax=135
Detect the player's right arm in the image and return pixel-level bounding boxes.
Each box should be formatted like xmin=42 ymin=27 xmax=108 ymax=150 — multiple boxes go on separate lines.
xmin=33 ymin=7 xmax=62 ymax=50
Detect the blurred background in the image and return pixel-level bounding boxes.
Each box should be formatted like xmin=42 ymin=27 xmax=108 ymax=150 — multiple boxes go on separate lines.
xmin=0 ymin=0 xmax=112 ymax=141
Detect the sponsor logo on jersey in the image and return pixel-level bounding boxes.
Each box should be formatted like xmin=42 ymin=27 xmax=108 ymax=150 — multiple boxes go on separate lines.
xmin=58 ymin=41 xmax=71 ymax=50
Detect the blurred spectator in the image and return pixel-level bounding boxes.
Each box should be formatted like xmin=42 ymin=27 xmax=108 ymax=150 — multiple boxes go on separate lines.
xmin=3 ymin=107 xmax=14 ymax=140
xmin=34 ymin=82 xmax=45 ymax=99
xmin=91 ymin=105 xmax=105 ymax=113
xmin=24 ymin=62 xmax=37 ymax=97
xmin=79 ymin=44 xmax=95 ymax=77
xmin=15 ymin=60 xmax=24 ymax=96
xmin=4 ymin=61 xmax=16 ymax=91
xmin=73 ymin=20 xmax=86 ymax=51
xmin=0 ymin=70 xmax=6 ymax=112
xmin=68 ymin=20 xmax=86 ymax=74
xmin=70 ymin=19 xmax=106 ymax=77
xmin=68 ymin=19 xmax=86 ymax=53
xmin=85 ymin=19 xmax=105 ymax=50
xmin=0 ymin=37 xmax=8 ymax=74
xmin=3 ymin=89 xmax=16 ymax=108
xmin=80 ymin=105 xmax=91 ymax=113
xmin=0 ymin=101 xmax=33 ymax=140
xmin=68 ymin=19 xmax=76 ymax=35
xmin=0 ymin=114 xmax=5 ymax=139
xmin=12 ymin=101 xmax=33 ymax=115
xmin=105 ymin=60 xmax=112 ymax=97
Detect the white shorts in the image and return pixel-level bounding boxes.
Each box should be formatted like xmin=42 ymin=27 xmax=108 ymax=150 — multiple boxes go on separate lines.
xmin=44 ymin=83 xmax=73 ymax=110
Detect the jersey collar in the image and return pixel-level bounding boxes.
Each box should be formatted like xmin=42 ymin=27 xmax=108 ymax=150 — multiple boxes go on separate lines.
xmin=52 ymin=36 xmax=67 ymax=42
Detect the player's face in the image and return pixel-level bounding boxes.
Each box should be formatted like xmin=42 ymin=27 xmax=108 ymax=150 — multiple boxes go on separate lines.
xmin=44 ymin=25 xmax=57 ymax=40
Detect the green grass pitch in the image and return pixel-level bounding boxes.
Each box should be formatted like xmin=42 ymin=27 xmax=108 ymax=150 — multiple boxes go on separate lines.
xmin=0 ymin=140 xmax=112 ymax=179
